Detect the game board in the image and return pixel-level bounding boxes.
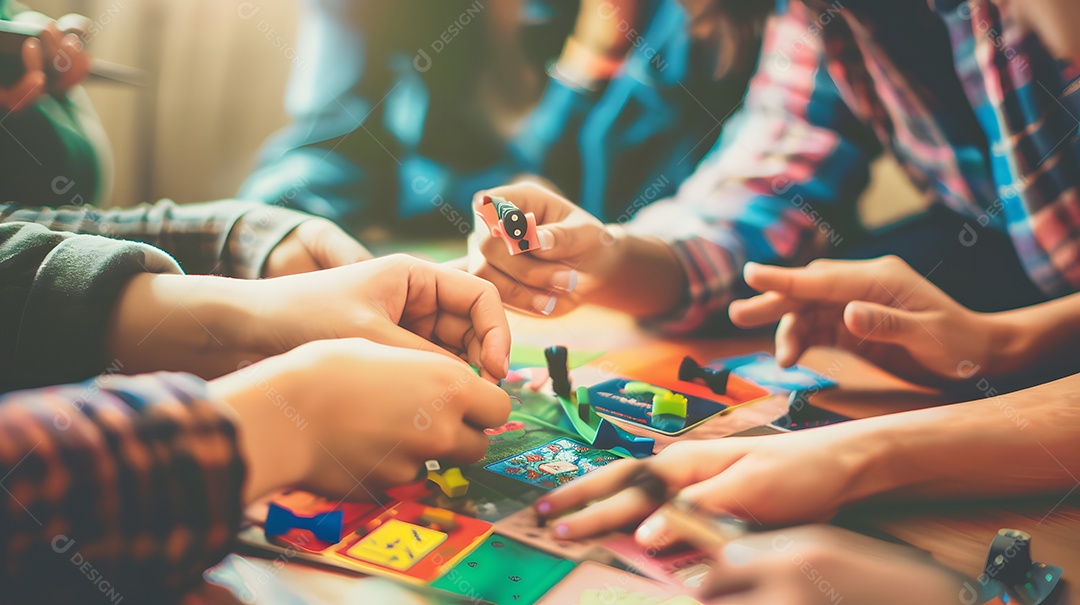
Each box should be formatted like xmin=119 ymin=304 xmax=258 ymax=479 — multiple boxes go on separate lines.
xmin=431 ymin=533 xmax=576 ymax=605
xmin=485 ymin=438 xmax=621 ymax=490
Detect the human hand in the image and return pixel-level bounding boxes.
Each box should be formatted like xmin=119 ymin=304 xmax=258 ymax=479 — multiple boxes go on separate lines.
xmin=638 ymin=520 xmax=963 ymax=605
xmin=210 ymin=339 xmax=512 ymax=501
xmin=728 ymin=256 xmax=1007 ymax=386
xmin=263 ymin=217 xmax=373 ymax=277
xmin=0 ymin=15 xmax=91 ymax=112
xmin=469 ymin=183 xmax=682 ymax=318
xmin=534 ymin=427 xmax=887 ymax=539
xmin=108 ymin=255 xmax=509 ymax=382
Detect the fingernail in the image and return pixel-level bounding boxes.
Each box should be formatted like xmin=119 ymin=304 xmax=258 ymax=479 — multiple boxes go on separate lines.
xmin=636 ymin=515 xmax=665 ymax=542
xmin=538 ymin=230 xmax=555 ymax=251
xmin=554 ymin=523 xmax=570 ymax=537
xmin=540 ymin=297 xmax=557 ymax=316
xmin=553 ymin=270 xmax=578 ymax=293
xmin=722 ymin=542 xmax=762 ymax=567
xmin=536 ymin=501 xmax=552 ymax=516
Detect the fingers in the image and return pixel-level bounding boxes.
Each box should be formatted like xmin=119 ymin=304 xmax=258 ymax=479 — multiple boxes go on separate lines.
xmin=51 ymin=32 xmax=91 ymax=92
xmin=457 ymin=374 xmax=512 ymax=429
xmin=728 ymin=291 xmax=802 ymax=328
xmin=843 ymin=300 xmax=920 ymax=344
xmin=548 ymin=486 xmax=662 ymax=539
xmin=534 ymin=458 xmax=648 ymax=518
xmin=0 ymin=39 xmax=46 ymax=113
xmin=773 ymin=312 xmax=808 ymax=367
xmin=742 ymin=259 xmax=906 ymax=308
xmin=447 ymin=427 xmax=493 ymax=465
xmin=471 ymin=258 xmax=567 ymax=316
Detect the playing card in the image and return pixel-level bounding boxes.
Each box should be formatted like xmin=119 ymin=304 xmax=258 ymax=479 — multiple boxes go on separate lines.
xmin=484 ymin=438 xmax=620 ymax=490
xmin=712 ymin=353 xmax=838 ymax=394
xmin=493 ymin=506 xmax=610 ymax=561
xmin=601 ymin=534 xmax=713 ymax=589
xmin=432 ymin=533 xmax=576 ymax=605
xmin=587 ymin=379 xmax=729 ymax=436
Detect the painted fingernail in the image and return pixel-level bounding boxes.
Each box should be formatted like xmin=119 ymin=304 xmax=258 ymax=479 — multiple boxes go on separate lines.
xmin=554 ymin=523 xmax=570 ymax=537
xmin=538 ymin=230 xmax=555 ymax=251
xmin=553 ymin=270 xmax=578 ymax=293
xmin=536 ymin=501 xmax=552 ymax=516
xmin=540 ymin=297 xmax=557 ymax=316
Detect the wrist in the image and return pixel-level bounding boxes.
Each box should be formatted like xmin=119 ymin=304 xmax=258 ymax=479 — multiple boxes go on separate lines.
xmin=594 ymin=232 xmax=686 ymax=318
xmin=210 ymin=356 xmax=313 ymax=502
xmin=106 ymin=273 xmax=266 ymax=378
xmin=978 ymin=311 xmax=1029 ymax=378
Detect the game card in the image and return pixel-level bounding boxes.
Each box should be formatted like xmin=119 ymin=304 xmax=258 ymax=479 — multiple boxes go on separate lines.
xmin=484 ymin=438 xmax=620 ymax=490
xmin=602 ymin=535 xmax=713 ymax=588
xmin=587 ymin=379 xmax=729 ymax=436
xmin=432 ymin=533 xmax=576 ymax=605
xmin=536 ymin=561 xmax=699 ymax=605
xmin=493 ymin=506 xmax=609 ymax=561
xmin=712 ymin=353 xmax=837 ymax=394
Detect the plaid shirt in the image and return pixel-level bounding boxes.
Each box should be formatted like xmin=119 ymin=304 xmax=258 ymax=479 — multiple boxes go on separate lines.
xmin=0 ymin=199 xmax=310 ymax=279
xmin=0 ymin=372 xmax=245 ymax=603
xmin=628 ymin=0 xmax=1080 ymax=330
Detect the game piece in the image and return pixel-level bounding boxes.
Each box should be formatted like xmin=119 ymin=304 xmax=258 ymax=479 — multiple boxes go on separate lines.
xmin=265 ymin=502 xmax=345 ymax=544
xmin=485 ymin=438 xmax=620 ymax=489
xmin=588 ymin=378 xmax=728 ymax=436
xmin=625 ymin=382 xmax=688 ymax=433
xmin=545 ymin=345 xmax=573 ymax=399
xmin=576 ymin=386 xmax=597 ymax=424
xmin=536 ymin=561 xmax=693 ymax=605
xmin=477 ymin=195 xmax=540 ymax=255
xmin=428 ymin=466 xmax=471 ymax=498
xmin=426 ymin=459 xmax=442 ymax=472
xmin=678 ymin=356 xmax=730 ymax=395
xmin=980 ymin=529 xmax=1063 ymax=604
xmin=551 ymin=384 xmax=655 ymax=458
xmin=432 ymin=534 xmax=575 ymax=605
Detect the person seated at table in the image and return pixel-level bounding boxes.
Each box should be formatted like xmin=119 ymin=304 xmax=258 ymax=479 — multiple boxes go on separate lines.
xmin=0 ymin=218 xmax=512 ymax=603
xmin=469 ymin=0 xmax=1080 ymax=326
xmin=239 ymin=0 xmax=760 ymax=237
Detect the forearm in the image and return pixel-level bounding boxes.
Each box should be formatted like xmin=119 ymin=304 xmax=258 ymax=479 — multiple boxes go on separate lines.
xmin=849 ymin=374 xmax=1080 ymax=504
xmin=106 ymin=273 xmax=267 ymax=379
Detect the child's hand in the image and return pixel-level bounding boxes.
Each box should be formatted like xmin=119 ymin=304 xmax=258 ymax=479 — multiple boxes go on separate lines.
xmin=469 ymin=183 xmax=682 ymax=318
xmin=533 ymin=427 xmax=879 ymax=539
xmin=728 ymin=256 xmax=1006 ymax=386
xmin=211 ymin=339 xmax=512 ymax=501
xmin=638 ymin=521 xmax=963 ymax=605
xmin=0 ymin=15 xmax=91 ymax=112
xmin=263 ymin=217 xmax=373 ymax=276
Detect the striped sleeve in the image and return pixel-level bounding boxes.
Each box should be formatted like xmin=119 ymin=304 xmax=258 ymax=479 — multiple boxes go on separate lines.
xmin=0 ymin=199 xmax=309 ymax=279
xmin=0 ymin=372 xmax=246 ymax=604
xmin=625 ymin=4 xmax=880 ymax=332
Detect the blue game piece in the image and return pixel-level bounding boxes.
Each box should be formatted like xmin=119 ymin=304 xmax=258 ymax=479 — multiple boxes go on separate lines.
xmin=592 ymin=419 xmax=654 ymax=458
xmin=265 ymin=502 xmax=345 ymax=543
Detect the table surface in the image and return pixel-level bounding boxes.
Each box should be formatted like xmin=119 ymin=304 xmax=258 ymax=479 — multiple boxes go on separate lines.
xmin=206 ymin=307 xmax=1080 ymax=605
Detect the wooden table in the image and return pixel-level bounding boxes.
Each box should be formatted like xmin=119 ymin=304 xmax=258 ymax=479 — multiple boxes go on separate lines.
xmin=205 ymin=307 xmax=1080 ymax=604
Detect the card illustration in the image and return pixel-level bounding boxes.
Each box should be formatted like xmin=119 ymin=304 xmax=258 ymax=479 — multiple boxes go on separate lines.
xmin=484 ymin=438 xmax=620 ymax=489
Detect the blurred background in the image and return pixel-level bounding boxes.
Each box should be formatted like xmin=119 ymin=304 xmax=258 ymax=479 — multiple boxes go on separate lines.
xmin=26 ymin=0 xmax=920 ymax=229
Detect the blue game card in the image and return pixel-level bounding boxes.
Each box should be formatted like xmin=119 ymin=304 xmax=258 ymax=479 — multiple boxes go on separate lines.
xmin=712 ymin=353 xmax=837 ymax=394
xmin=484 ymin=438 xmax=620 ymax=490
xmin=587 ymin=378 xmax=729 ymax=436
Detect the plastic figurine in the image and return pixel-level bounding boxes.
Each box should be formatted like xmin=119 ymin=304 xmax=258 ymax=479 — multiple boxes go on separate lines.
xmin=264 ymin=502 xmax=345 ymax=543
xmin=544 ymin=345 xmax=573 ymax=400
xmin=625 ymin=382 xmax=688 ymax=433
xmin=678 ymin=355 xmax=730 ymax=395
xmin=425 ymin=460 xmax=470 ymax=498
xmin=477 ymin=195 xmax=540 ymax=255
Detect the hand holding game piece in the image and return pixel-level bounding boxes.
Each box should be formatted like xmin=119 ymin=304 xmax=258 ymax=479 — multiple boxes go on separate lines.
xmin=469 ymin=183 xmax=683 ymax=318
xmin=729 ymin=257 xmax=1006 ymax=387
xmin=209 ymin=338 xmax=512 ymax=502
xmin=643 ymin=522 xmax=965 ymax=604
xmin=477 ymin=195 xmax=541 ymax=256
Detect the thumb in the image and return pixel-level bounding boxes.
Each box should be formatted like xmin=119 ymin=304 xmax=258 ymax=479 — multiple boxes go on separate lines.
xmin=843 ymin=301 xmax=920 ymax=344
xmin=531 ymin=221 xmax=607 ymax=263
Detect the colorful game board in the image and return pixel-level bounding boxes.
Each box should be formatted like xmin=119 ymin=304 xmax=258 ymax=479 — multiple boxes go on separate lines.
xmin=536 ymin=561 xmax=699 ymax=605
xmin=432 ymin=533 xmax=576 ymax=605
xmin=485 ymin=438 xmax=621 ymax=489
